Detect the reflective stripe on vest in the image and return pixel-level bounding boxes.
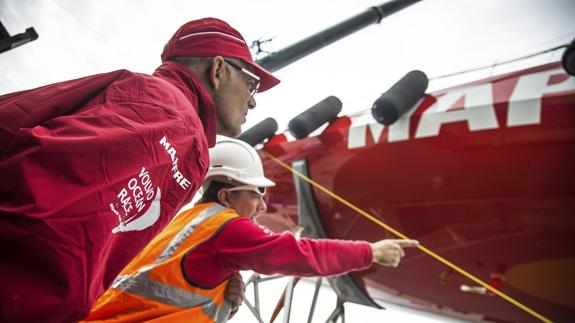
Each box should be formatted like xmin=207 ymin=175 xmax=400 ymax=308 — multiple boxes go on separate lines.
xmin=111 ymin=203 xmax=231 ymax=322
xmin=155 ymin=203 xmax=228 ymax=264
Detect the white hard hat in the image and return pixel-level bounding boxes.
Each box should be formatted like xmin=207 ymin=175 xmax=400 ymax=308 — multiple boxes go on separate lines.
xmin=205 ymin=136 xmax=275 ymax=188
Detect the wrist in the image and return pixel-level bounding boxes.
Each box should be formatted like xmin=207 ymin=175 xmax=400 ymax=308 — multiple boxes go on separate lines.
xmin=369 ymin=243 xmax=378 ymax=264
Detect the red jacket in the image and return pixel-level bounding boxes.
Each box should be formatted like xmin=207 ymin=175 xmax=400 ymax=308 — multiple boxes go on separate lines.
xmin=182 ymin=215 xmax=373 ymax=288
xmin=0 ymin=61 xmax=216 ymax=322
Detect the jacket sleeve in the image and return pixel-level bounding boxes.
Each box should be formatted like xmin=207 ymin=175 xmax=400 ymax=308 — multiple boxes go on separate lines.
xmin=214 ymin=218 xmax=373 ymax=277
xmin=0 ymin=70 xmax=129 ymax=154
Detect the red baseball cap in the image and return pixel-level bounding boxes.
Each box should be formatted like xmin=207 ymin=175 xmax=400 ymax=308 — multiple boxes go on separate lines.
xmin=161 ymin=18 xmax=280 ymax=92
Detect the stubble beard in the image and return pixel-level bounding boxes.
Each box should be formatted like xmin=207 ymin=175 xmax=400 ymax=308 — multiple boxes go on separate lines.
xmin=213 ymin=84 xmax=242 ymax=138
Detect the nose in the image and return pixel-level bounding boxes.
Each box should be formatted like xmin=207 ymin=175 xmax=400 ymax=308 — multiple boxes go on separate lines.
xmin=257 ymin=197 xmax=267 ymax=213
xmin=248 ymin=96 xmax=256 ymax=109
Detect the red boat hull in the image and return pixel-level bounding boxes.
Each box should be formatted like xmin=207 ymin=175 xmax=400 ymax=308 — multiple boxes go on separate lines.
xmin=257 ymin=62 xmax=575 ymax=322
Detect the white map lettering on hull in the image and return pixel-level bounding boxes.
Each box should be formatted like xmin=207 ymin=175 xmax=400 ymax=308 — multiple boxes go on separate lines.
xmin=347 ymin=68 xmax=575 ymax=149
xmin=415 ymin=83 xmax=498 ymax=138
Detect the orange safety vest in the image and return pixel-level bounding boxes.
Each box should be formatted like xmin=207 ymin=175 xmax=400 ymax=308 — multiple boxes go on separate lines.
xmin=83 ymin=203 xmax=239 ymax=323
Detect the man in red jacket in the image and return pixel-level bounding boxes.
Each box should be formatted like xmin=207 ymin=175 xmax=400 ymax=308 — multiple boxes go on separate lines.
xmin=0 ymin=18 xmax=279 ymax=322
xmin=83 ymin=137 xmax=418 ymax=322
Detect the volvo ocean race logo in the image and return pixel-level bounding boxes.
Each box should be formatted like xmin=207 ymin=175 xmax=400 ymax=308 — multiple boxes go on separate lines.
xmin=109 ymin=167 xmax=161 ymax=233
xmin=108 ymin=135 xmax=193 ymax=233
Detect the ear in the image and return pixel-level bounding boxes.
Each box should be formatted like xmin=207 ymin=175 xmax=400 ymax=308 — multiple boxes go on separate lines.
xmin=207 ymin=56 xmax=227 ymax=91
xmin=217 ymin=188 xmax=231 ymax=208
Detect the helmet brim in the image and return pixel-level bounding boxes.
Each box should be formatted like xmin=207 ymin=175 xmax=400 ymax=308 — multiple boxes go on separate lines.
xmin=236 ymin=176 xmax=276 ymax=188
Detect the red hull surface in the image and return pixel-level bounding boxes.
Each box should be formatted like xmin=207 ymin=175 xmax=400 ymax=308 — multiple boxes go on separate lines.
xmin=256 ymin=62 xmax=575 ymax=322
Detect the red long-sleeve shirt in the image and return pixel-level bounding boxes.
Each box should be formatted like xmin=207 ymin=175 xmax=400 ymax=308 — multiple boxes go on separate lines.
xmin=182 ymin=216 xmax=373 ymax=287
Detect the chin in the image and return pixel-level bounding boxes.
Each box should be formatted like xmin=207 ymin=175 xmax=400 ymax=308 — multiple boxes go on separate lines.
xmin=229 ymin=126 xmax=242 ymax=138
xmin=219 ymin=128 xmax=241 ymax=138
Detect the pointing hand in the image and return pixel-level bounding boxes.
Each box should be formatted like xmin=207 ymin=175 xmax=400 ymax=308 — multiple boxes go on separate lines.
xmin=370 ymin=239 xmax=419 ymax=267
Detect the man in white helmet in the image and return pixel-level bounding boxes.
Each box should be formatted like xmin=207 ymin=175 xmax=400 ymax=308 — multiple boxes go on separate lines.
xmin=85 ymin=137 xmax=418 ymax=322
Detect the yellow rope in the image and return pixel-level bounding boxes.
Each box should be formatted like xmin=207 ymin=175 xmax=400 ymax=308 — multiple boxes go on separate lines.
xmin=264 ymin=151 xmax=553 ymax=323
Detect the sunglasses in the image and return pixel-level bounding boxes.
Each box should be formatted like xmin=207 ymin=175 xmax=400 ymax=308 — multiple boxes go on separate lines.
xmin=227 ymin=184 xmax=266 ymax=196
xmin=223 ymin=59 xmax=261 ymax=96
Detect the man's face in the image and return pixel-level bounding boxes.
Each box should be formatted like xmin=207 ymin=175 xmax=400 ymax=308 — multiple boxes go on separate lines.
xmin=225 ymin=190 xmax=267 ymax=220
xmin=213 ymin=59 xmax=258 ymax=137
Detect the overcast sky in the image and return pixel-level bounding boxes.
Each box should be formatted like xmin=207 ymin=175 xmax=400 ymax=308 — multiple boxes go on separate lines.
xmin=1 ymin=0 xmax=574 ymax=133
xmin=1 ymin=0 xmax=574 ymax=321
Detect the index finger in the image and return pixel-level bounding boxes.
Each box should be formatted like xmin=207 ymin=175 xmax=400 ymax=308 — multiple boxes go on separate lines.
xmin=395 ymin=239 xmax=419 ymax=248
